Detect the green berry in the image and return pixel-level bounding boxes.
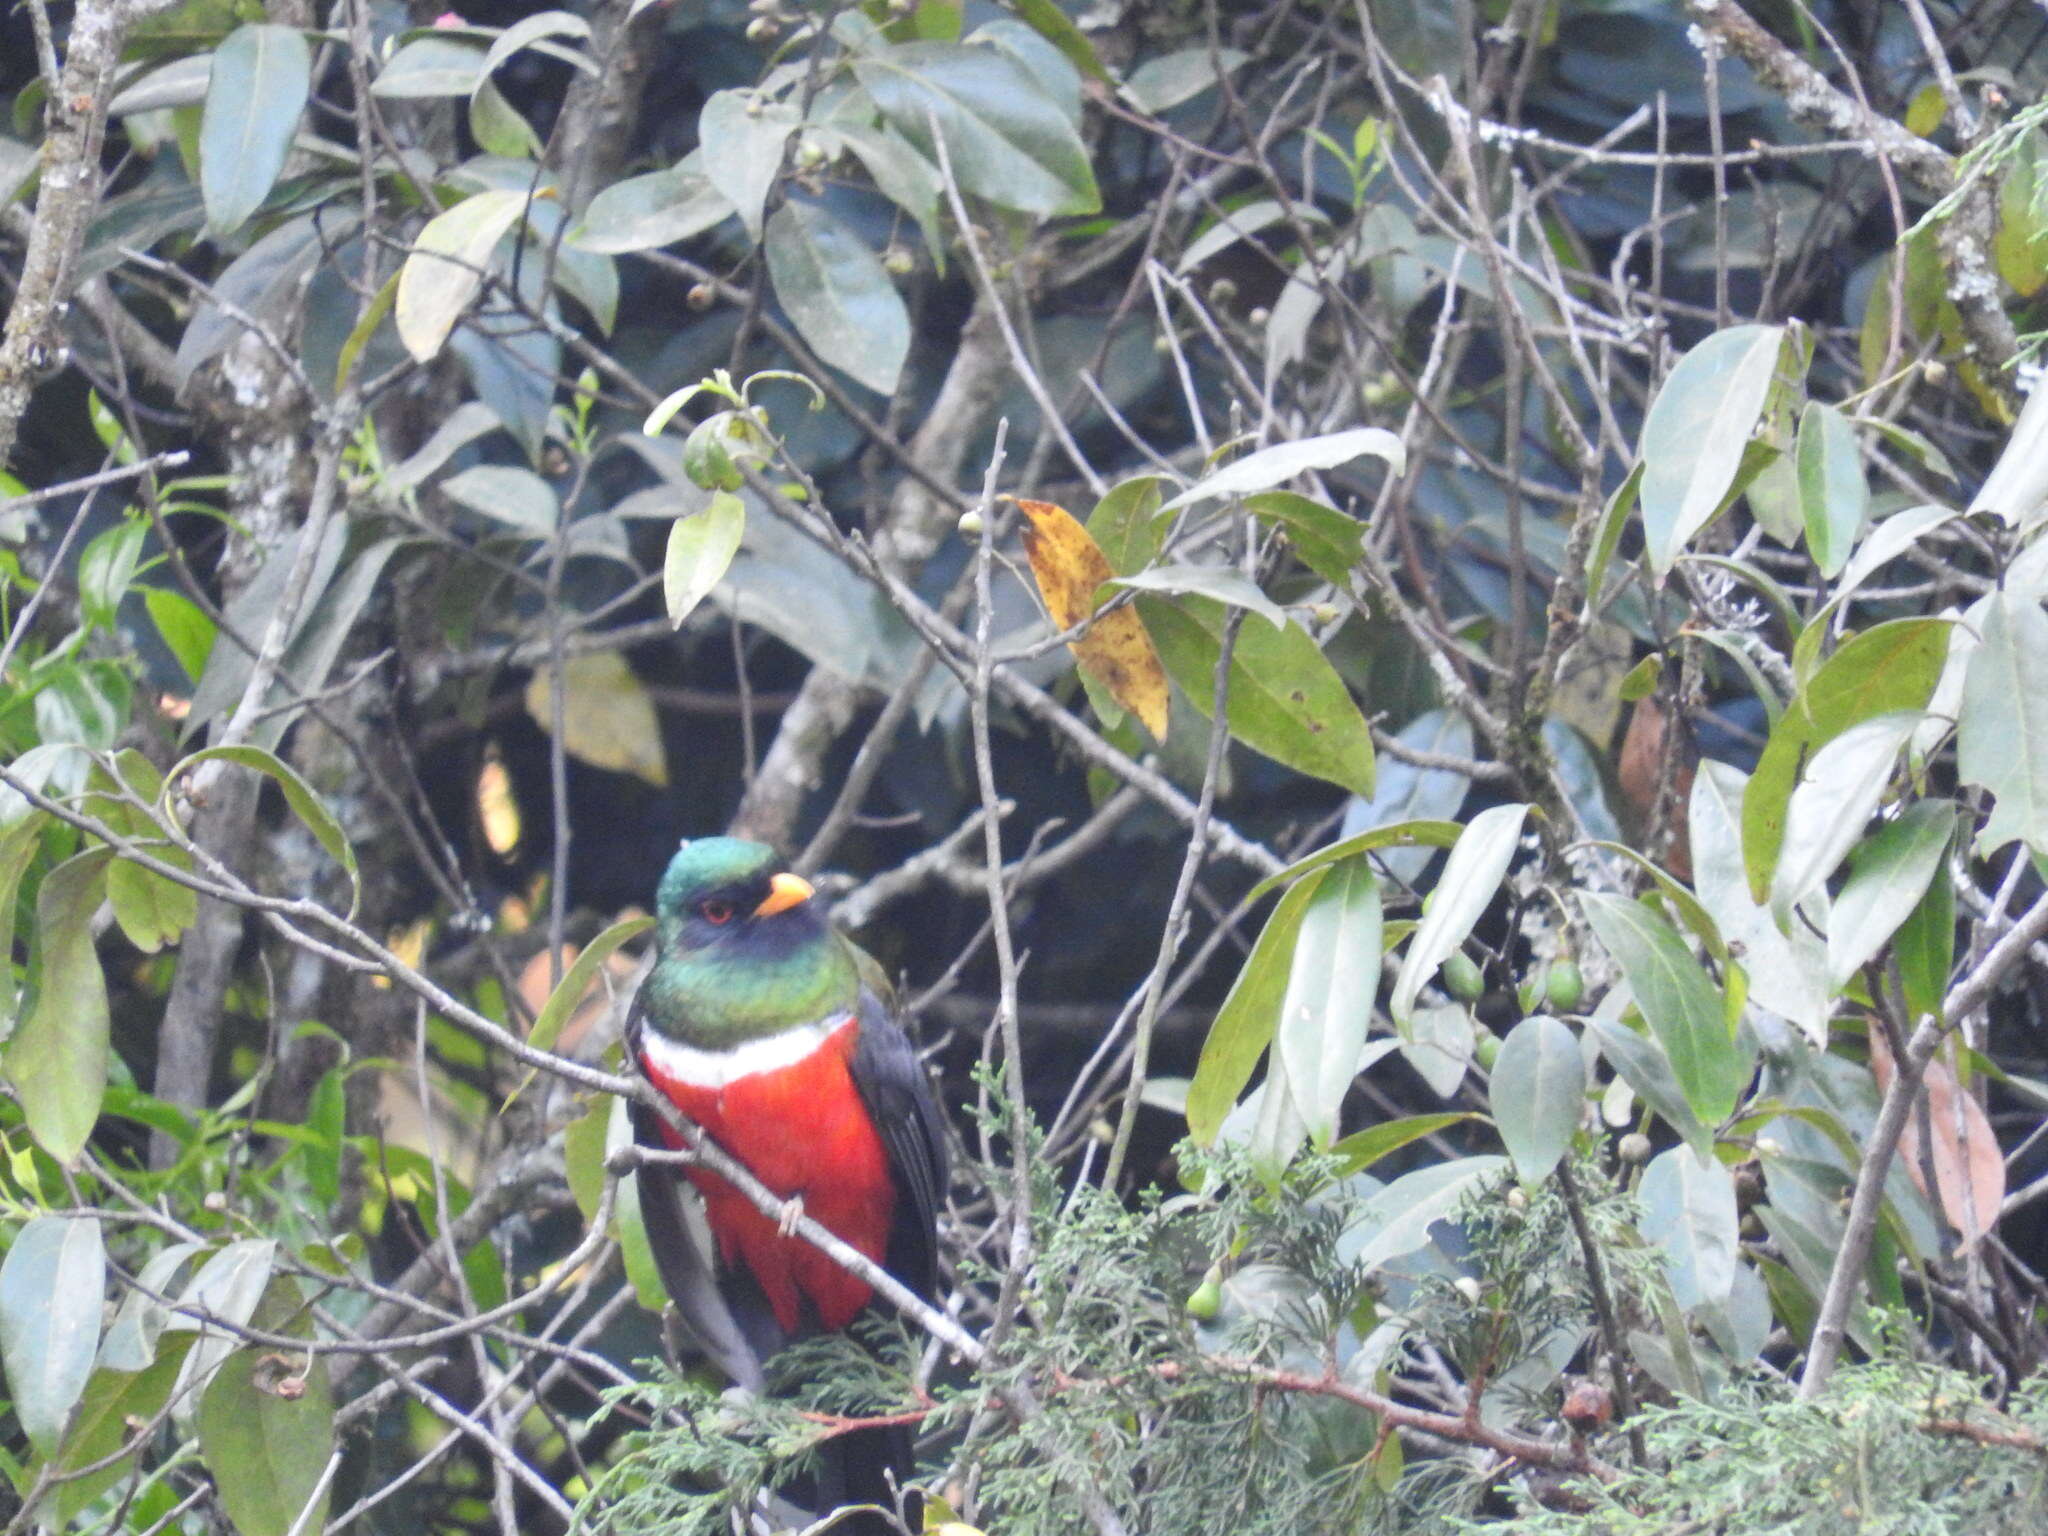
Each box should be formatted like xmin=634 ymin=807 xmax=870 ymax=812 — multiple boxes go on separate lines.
xmin=1443 ymin=951 xmax=1485 ymax=1003
xmin=1473 ymin=1031 xmax=1501 ymax=1071
xmin=1546 ymin=959 xmax=1585 ymax=1013
xmin=1185 ymin=1277 xmax=1223 ymax=1319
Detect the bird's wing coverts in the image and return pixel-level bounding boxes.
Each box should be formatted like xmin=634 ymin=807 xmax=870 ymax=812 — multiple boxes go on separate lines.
xmin=850 ymin=984 xmax=948 ymax=1300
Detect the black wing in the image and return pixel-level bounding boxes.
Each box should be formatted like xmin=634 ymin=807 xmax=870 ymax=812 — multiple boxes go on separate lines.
xmin=849 ymin=984 xmax=949 ymax=1301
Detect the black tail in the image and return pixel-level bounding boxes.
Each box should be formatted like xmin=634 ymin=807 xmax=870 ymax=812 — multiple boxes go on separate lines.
xmin=813 ymin=1420 xmax=918 ymax=1535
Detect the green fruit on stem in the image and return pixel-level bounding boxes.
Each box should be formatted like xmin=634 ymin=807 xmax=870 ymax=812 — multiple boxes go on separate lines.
xmin=1473 ymin=1031 xmax=1501 ymax=1070
xmin=1185 ymin=1276 xmax=1223 ymax=1319
xmin=1546 ymin=959 xmax=1585 ymax=1012
xmin=1443 ymin=951 xmax=1485 ymax=1002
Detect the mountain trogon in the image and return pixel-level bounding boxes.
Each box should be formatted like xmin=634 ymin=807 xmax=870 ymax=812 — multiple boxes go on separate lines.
xmin=625 ymin=837 xmax=947 ymax=1531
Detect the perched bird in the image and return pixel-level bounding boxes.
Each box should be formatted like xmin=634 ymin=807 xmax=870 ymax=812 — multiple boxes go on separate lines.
xmin=626 ymin=837 xmax=947 ymax=1530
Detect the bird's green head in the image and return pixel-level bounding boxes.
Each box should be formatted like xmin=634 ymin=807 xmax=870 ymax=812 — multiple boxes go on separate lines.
xmin=643 ymin=837 xmax=857 ymax=1047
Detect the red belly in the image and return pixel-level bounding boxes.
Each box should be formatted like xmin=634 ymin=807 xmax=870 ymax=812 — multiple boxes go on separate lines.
xmin=640 ymin=1018 xmax=894 ymax=1333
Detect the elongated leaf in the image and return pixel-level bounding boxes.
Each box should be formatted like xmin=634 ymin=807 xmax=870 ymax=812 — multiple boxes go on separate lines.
xmin=1969 ymin=367 xmax=2048 ymax=528
xmin=1869 ymin=1028 xmax=2001 ymax=1244
xmin=1187 ymin=871 xmax=1327 ymax=1144
xmin=396 ymin=188 xmax=533 ymax=363
xmin=199 ymin=25 xmax=311 ymax=235
xmin=1085 ymin=476 xmax=1166 ymax=575
xmin=1794 ymin=401 xmax=1868 ymax=578
xmin=1639 ymin=1144 xmax=1738 ymax=1310
xmin=854 ymin=41 xmax=1099 ymax=216
xmin=0 ymin=1216 xmax=106 ymax=1455
xmin=170 ymin=747 xmax=358 ymax=911
xmin=1491 ymin=1014 xmax=1584 ymax=1184
xmin=0 ymin=812 xmax=46 ymax=1023
xmin=1138 ymin=594 xmax=1374 ymax=794
xmin=1895 ymin=859 xmax=1955 ymax=1021
xmin=699 ymin=89 xmax=798 ymax=240
xmin=1008 ymin=0 xmax=1111 ymax=82
xmin=1960 ymin=591 xmax=2048 ymax=857
xmin=198 ymin=1345 xmax=335 ymax=1536
xmin=372 ymin=35 xmax=487 ymax=97
xmin=1742 ymin=618 xmax=1951 ymax=900
xmin=524 ymin=916 xmax=653 ymax=1058
xmin=8 ymin=850 xmax=114 ymax=1162
xmin=1639 ymin=325 xmax=1786 ymax=575
xmin=833 ymin=118 xmax=946 ymax=269
xmin=1275 ymin=858 xmax=1382 ymax=1146
xmin=1401 ymin=1002 xmax=1473 ymax=1098
xmin=101 ymin=1242 xmax=205 ymax=1372
xmin=1123 ymin=44 xmax=1250 ymax=113
xmin=569 ymin=158 xmax=734 ymax=253
xmin=1331 ymin=1111 xmax=1475 ymax=1172
xmin=438 ymin=463 xmax=558 ymax=535
xmin=479 ymin=10 xmax=593 ymax=81
xmin=524 ymin=652 xmax=668 ymax=787
xmin=1246 ymin=819 xmax=1463 ymax=903
xmin=1246 ymin=491 xmax=1365 ymax=589
xmin=49 ymin=1335 xmax=196 ymax=1525
xmin=764 ymin=201 xmax=909 ymax=396
xmin=1340 ymin=1156 xmax=1508 ymax=1274
xmin=1686 ymin=763 xmax=1825 ymax=1044
xmin=1771 ymin=712 xmax=1919 ymax=925
xmin=1389 ymin=803 xmax=1527 ymax=1024
xmin=1582 ymin=893 xmax=1747 ymax=1126
xmin=1109 ymin=565 xmax=1289 ymax=631
xmin=172 ymin=1239 xmax=279 ymax=1405
xmin=1162 ymin=428 xmax=1406 ymax=511
xmin=1016 ymin=498 xmax=1170 ymax=739
xmin=1585 ymin=1014 xmax=1712 ymax=1157
xmin=665 ymin=490 xmax=746 ymax=629
xmin=1827 ymin=800 xmax=1955 ymax=989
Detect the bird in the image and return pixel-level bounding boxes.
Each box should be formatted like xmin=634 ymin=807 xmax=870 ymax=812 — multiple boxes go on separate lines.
xmin=624 ymin=836 xmax=947 ymax=1533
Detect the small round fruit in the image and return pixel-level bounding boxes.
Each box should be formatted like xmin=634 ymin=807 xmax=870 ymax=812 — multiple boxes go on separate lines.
xmin=1618 ymin=1132 xmax=1653 ymax=1165
xmin=957 ymin=510 xmax=985 ymax=538
xmin=1473 ymin=1031 xmax=1501 ymax=1070
xmin=1546 ymin=959 xmax=1585 ymax=1013
xmin=1443 ymin=951 xmax=1485 ymax=1002
xmin=1185 ymin=1277 xmax=1223 ymax=1319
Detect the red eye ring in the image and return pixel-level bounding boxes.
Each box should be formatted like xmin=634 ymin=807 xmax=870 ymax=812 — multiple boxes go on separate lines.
xmin=700 ymin=900 xmax=735 ymax=925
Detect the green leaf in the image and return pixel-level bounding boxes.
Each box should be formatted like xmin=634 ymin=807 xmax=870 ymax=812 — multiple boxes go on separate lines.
xmin=528 ymin=915 xmax=653 ymax=1059
xmin=468 ymin=77 xmax=542 ymax=159
xmin=1162 ymin=428 xmax=1405 ymax=511
xmin=1330 ymin=1111 xmax=1475 ymax=1173
xmin=478 ymin=9 xmax=593 ymax=82
xmin=1639 ymin=1144 xmax=1739 ymax=1310
xmin=1136 ymin=594 xmax=1375 ymax=795
xmin=699 ymin=89 xmax=798 ymax=241
xmin=143 ymin=586 xmax=216 ymax=685
xmin=1794 ymin=401 xmax=1869 ymax=578
xmin=438 ymin=462 xmax=559 ymax=536
xmin=1683 ymin=765 xmax=1820 ymax=1043
xmin=1187 ymin=870 xmax=1327 ymax=1145
xmin=170 ymin=746 xmax=358 ymax=914
xmin=1742 ymin=618 xmax=1951 ymax=901
xmin=1959 ymin=591 xmax=2048 ymax=857
xmin=1085 ymin=475 xmax=1166 ymax=575
xmin=1582 ymin=893 xmax=1748 ymax=1127
xmin=1770 ymin=711 xmax=1919 ymax=925
xmin=0 ymin=1216 xmax=106 ymax=1455
xmin=1490 ymin=1014 xmax=1584 ymax=1184
xmin=7 ymin=850 xmax=114 ymax=1163
xmin=1007 ymin=0 xmax=1111 ymax=82
xmin=1245 ymin=491 xmax=1365 ymax=588
xmin=664 ymin=491 xmax=746 ymax=628
xmin=107 ymin=844 xmax=198 ymax=954
xmin=1827 ymin=799 xmax=1955 ymax=991
xmin=603 ymin=1096 xmax=667 ymax=1310
xmin=854 ymin=41 xmax=1100 ymax=216
xmin=78 ymin=519 xmax=147 ymax=630
xmin=1275 ymin=857 xmax=1382 ymax=1147
xmin=832 ymin=118 xmax=947 ymax=271
xmin=764 ymin=201 xmax=909 ymax=396
xmin=49 ymin=1335 xmax=195 ymax=1525
xmin=169 ymin=1239 xmax=278 ymax=1399
xmin=395 ymin=188 xmax=533 ymax=363
xmin=371 ymin=34 xmax=487 ymax=97
xmin=1581 ymin=461 xmax=1642 ymax=610
xmin=1245 ymin=819 xmax=1464 ymax=903
xmin=1108 ymin=565 xmax=1289 ymax=630
xmin=1638 ymin=324 xmax=1786 ymax=575
xmin=1584 ymin=1014 xmax=1711 ymax=1158
xmin=1388 ymin=803 xmax=1527 ymax=1025
xmin=198 ymin=25 xmax=311 ymax=235
xmin=1122 ymin=44 xmax=1250 ymax=113
xmin=0 ymin=812 xmax=46 ymax=1024
xmin=1340 ymin=1157 xmax=1508 ymax=1274
xmin=197 ymin=1346 xmax=335 ymax=1536
xmin=568 ymin=157 xmax=733 ymax=254
xmin=1894 ymin=853 xmax=1955 ymax=1021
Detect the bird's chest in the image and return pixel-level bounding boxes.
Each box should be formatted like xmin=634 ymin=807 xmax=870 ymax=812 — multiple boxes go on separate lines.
xmin=637 ymin=1015 xmax=883 ymax=1196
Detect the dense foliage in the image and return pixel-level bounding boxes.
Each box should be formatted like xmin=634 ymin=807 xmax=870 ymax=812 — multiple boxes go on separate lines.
xmin=6 ymin=0 xmax=2048 ymax=1531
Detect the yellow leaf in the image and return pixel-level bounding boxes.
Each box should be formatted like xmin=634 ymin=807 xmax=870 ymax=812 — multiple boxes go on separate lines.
xmin=1010 ymin=498 xmax=1170 ymax=741
xmin=524 ymin=652 xmax=670 ymax=786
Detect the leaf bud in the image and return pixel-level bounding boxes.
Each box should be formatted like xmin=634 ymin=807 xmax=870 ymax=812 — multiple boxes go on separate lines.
xmin=1453 ymin=1276 xmax=1483 ymax=1306
xmin=957 ymin=510 xmax=986 ymax=538
xmin=1921 ymin=360 xmax=1948 ymax=386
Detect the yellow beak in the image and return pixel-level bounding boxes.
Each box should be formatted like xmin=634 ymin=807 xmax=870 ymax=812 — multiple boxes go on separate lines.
xmin=753 ymin=871 xmax=814 ymax=917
